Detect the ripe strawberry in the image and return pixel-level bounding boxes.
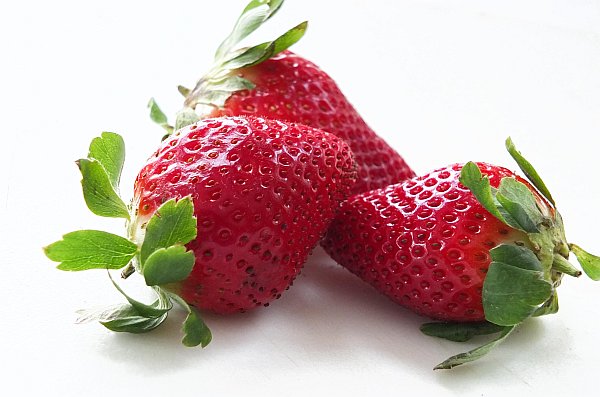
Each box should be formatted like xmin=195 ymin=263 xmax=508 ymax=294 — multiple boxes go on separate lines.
xmin=322 ymin=138 xmax=600 ymax=368
xmin=45 ymin=115 xmax=357 ymax=346
xmin=150 ymin=0 xmax=414 ymax=194
xmin=132 ymin=116 xmax=357 ymax=313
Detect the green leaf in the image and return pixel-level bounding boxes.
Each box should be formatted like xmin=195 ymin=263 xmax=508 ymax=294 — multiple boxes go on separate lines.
xmin=197 ymin=76 xmax=256 ymax=108
xmin=215 ymin=0 xmax=284 ymax=61
xmin=570 ymin=243 xmax=600 ymax=280
xmin=220 ymin=21 xmax=307 ymax=71
xmin=169 ymin=293 xmax=212 ymax=347
xmin=207 ymin=75 xmax=255 ymax=93
xmin=496 ymin=177 xmax=542 ymax=233
xmin=143 ymin=245 xmax=195 ymax=286
xmin=221 ymin=41 xmax=275 ymax=71
xmin=420 ymin=322 xmax=505 ymax=342
xmin=148 ymin=98 xmax=174 ymax=136
xmin=108 ymin=270 xmax=173 ymax=318
xmin=77 ymin=158 xmax=130 ymax=219
xmin=182 ymin=308 xmax=212 ymax=347
xmin=490 ymin=244 xmax=543 ymax=272
xmin=88 ymin=132 xmax=125 ymax=189
xmin=44 ymin=230 xmax=137 ymax=271
xmin=100 ymin=305 xmax=167 ymax=334
xmin=76 ymin=276 xmax=173 ymax=334
xmin=459 ymin=162 xmax=508 ymax=224
xmin=533 ymin=291 xmax=559 ymax=317
xmin=483 ymin=262 xmax=552 ymax=326
xmin=77 ymin=303 xmax=167 ymax=333
xmin=140 ymin=197 xmax=197 ymax=265
xmin=177 ymin=85 xmax=191 ymax=97
xmin=505 ymin=137 xmax=555 ymax=207
xmin=174 ymin=107 xmax=200 ymax=131
xmin=434 ymin=325 xmax=515 ymax=370
xmin=270 ymin=21 xmax=307 ymax=55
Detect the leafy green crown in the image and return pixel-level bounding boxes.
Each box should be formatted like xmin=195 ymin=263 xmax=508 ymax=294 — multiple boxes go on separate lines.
xmin=421 ymin=137 xmax=600 ymax=369
xmin=148 ymin=0 xmax=307 ymax=138
xmin=44 ymin=132 xmax=211 ymax=347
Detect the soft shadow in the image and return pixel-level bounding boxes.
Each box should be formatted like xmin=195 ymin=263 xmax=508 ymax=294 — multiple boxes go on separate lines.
xmin=96 ymin=247 xmax=566 ymax=377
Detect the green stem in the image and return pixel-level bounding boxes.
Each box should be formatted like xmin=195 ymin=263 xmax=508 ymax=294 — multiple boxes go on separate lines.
xmin=552 ymin=253 xmax=582 ymax=277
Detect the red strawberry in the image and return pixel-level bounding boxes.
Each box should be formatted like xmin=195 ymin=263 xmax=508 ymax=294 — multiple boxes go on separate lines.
xmin=45 ymin=115 xmax=357 ymax=346
xmin=150 ymin=0 xmax=414 ymax=194
xmin=132 ymin=116 xmax=357 ymax=313
xmin=322 ymin=138 xmax=600 ymax=368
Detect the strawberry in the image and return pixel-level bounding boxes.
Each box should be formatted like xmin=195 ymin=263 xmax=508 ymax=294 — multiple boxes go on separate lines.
xmin=149 ymin=0 xmax=414 ymax=194
xmin=322 ymin=137 xmax=600 ymax=369
xmin=44 ymin=116 xmax=357 ymax=345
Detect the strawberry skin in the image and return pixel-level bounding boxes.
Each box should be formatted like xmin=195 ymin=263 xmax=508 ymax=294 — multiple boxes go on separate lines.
xmin=132 ymin=116 xmax=357 ymax=314
xmin=198 ymin=51 xmax=415 ymax=194
xmin=322 ymin=162 xmax=537 ymax=322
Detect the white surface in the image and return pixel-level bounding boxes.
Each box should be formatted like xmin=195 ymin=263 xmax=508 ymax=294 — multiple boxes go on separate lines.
xmin=2 ymin=0 xmax=600 ymax=395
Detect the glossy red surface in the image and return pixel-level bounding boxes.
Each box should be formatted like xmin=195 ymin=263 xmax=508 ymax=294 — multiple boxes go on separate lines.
xmin=134 ymin=116 xmax=357 ymax=313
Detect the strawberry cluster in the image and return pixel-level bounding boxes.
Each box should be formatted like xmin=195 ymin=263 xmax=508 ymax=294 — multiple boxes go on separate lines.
xmin=45 ymin=0 xmax=600 ymax=369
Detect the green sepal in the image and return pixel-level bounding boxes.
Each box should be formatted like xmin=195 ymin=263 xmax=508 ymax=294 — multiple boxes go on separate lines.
xmin=495 ymin=178 xmax=542 ymax=233
xmin=174 ymin=107 xmax=200 ymax=131
xmin=148 ymin=98 xmax=174 ymax=136
xmin=143 ymin=245 xmax=195 ymax=286
xmin=489 ymin=244 xmax=543 ymax=272
xmin=100 ymin=312 xmax=167 ymax=333
xmin=169 ymin=293 xmax=212 ymax=347
xmin=220 ymin=21 xmax=307 ymax=71
xmin=77 ymin=158 xmax=130 ymax=219
xmin=459 ymin=162 xmax=509 ymax=226
xmin=182 ymin=308 xmax=212 ymax=347
xmin=420 ymin=322 xmax=505 ymax=342
xmin=108 ymin=271 xmax=173 ymax=318
xmin=76 ymin=273 xmax=172 ymax=334
xmin=140 ymin=197 xmax=197 ymax=265
xmin=44 ymin=230 xmax=137 ymax=271
xmin=177 ymin=85 xmax=191 ymax=97
xmin=193 ymin=76 xmax=255 ymax=109
xmin=505 ymin=137 xmax=555 ymax=207
xmin=82 ymin=304 xmax=166 ymax=334
xmin=181 ymin=1 xmax=306 ymax=115
xmin=434 ymin=326 xmax=515 ymax=370
xmin=88 ymin=132 xmax=125 ymax=189
xmin=214 ymin=0 xmax=284 ymax=61
xmin=570 ymin=244 xmax=600 ymax=280
xmin=206 ymin=75 xmax=255 ymax=95
xmin=533 ymin=291 xmax=559 ymax=317
xmin=483 ymin=261 xmax=552 ymax=326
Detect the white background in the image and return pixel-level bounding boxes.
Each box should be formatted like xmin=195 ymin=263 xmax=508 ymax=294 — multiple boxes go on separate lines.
xmin=2 ymin=0 xmax=600 ymax=395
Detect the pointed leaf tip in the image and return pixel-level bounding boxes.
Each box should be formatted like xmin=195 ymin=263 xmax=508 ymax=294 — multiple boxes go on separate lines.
xmin=88 ymin=132 xmax=125 ymax=189
xmin=148 ymin=98 xmax=174 ymax=136
xmin=45 ymin=230 xmax=137 ymax=271
xmin=570 ymin=244 xmax=600 ymax=281
xmin=433 ymin=326 xmax=515 ymax=370
xmin=214 ymin=0 xmax=285 ymax=61
xmin=459 ymin=162 xmax=507 ymax=224
xmin=78 ymin=158 xmax=130 ymax=219
xmin=505 ymin=137 xmax=556 ymax=207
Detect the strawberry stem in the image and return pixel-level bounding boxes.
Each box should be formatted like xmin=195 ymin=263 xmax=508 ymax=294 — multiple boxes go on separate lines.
xmin=552 ymin=253 xmax=582 ymax=278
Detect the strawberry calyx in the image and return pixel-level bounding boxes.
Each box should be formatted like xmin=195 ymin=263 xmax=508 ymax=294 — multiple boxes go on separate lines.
xmin=423 ymin=137 xmax=600 ymax=369
xmin=148 ymin=0 xmax=307 ymax=138
xmin=43 ymin=132 xmax=212 ymax=347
